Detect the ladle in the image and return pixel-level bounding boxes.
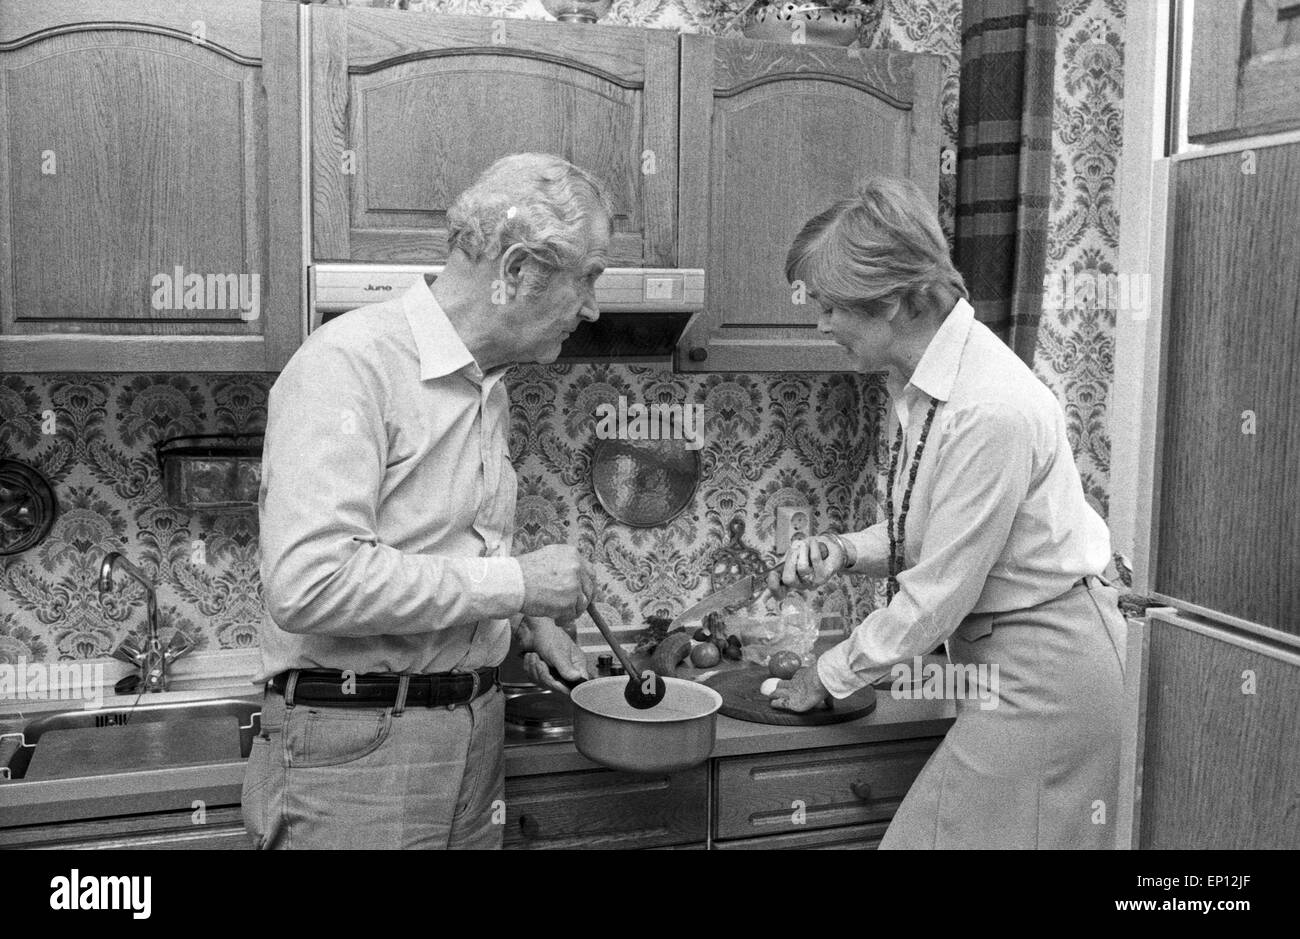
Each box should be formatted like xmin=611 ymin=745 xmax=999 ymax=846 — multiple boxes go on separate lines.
xmin=548 ymin=601 xmax=666 ymax=709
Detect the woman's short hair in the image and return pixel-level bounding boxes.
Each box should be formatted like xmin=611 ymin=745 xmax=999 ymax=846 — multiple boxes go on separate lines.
xmin=785 ymin=176 xmax=966 ymax=318
xmin=447 ymin=153 xmax=613 ymax=291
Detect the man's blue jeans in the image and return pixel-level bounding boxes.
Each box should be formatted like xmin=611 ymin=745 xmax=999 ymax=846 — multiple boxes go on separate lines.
xmin=241 ymin=679 xmax=505 ymax=849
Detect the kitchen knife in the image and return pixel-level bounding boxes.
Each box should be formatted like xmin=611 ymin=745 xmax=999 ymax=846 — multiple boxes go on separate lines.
xmin=667 ymin=561 xmax=784 ymax=633
xmin=668 ymin=538 xmax=839 ymax=633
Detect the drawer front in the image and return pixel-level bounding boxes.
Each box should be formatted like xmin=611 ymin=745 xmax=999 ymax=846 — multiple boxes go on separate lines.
xmin=0 ymin=805 xmax=248 ymax=850
xmin=714 ymin=737 xmax=943 ymax=841
xmin=504 ymin=765 xmax=708 ymax=850
xmin=714 ymin=820 xmax=893 ymax=850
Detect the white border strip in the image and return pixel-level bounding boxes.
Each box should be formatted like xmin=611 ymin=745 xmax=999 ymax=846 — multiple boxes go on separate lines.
xmin=1147 ymin=608 xmax=1300 ymax=666
xmin=1171 ymin=127 xmax=1300 ymax=162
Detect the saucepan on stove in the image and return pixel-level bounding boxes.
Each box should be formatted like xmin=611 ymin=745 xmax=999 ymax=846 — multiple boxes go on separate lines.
xmin=569 ymin=676 xmax=722 ymax=774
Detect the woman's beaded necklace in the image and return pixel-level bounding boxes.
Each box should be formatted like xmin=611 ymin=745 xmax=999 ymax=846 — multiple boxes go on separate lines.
xmin=884 ymin=397 xmax=940 ymax=602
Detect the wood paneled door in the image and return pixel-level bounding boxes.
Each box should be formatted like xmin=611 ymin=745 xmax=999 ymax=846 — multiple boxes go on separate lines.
xmin=308 ymin=7 xmax=678 ymax=267
xmin=676 ymin=36 xmax=942 ymax=372
xmin=1138 ymin=615 xmax=1300 ymax=849
xmin=1156 ymin=141 xmax=1300 ymax=641
xmin=1189 ymin=0 xmax=1300 ymax=142
xmin=0 ymin=0 xmax=303 ymax=372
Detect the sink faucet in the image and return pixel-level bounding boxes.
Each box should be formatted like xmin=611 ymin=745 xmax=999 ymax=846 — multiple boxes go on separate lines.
xmin=98 ymin=552 xmax=190 ymax=693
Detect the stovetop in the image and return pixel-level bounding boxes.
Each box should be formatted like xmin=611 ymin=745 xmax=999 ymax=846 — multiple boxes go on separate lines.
xmin=503 ymin=688 xmax=574 ymax=747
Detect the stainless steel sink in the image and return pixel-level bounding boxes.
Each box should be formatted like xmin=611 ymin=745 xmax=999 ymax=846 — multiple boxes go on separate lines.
xmin=1 ymin=697 xmax=261 ymax=781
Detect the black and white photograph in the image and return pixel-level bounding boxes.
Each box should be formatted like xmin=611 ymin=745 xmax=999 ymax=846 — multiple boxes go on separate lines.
xmin=0 ymin=0 xmax=1295 ymax=894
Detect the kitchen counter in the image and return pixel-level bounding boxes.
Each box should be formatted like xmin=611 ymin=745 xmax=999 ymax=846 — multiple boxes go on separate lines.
xmin=504 ymin=687 xmax=954 ymax=776
xmin=0 ymin=686 xmax=953 ymax=831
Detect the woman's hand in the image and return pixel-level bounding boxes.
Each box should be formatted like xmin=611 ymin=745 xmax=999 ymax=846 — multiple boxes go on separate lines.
xmin=766 ymin=533 xmax=853 ymax=597
xmin=769 ymin=665 xmax=830 ymax=713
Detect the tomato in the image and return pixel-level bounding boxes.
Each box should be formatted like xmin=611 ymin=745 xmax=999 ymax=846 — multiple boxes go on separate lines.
xmin=768 ymin=651 xmax=802 ymax=679
xmin=690 ymin=642 xmax=721 ymax=668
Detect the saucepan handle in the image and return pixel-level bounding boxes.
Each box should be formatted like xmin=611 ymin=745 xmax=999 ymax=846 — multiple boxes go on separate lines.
xmin=547 ymin=665 xmax=586 ymax=690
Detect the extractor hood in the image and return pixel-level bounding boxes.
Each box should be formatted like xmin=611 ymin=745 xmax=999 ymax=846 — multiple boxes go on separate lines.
xmin=310 ymin=264 xmax=703 ymax=364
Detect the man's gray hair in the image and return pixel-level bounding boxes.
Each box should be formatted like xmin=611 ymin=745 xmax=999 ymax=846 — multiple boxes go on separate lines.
xmin=447 ymin=153 xmax=614 ymax=284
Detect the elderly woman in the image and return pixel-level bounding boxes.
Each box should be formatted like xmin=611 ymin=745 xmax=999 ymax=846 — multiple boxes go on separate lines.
xmin=767 ymin=176 xmax=1128 ymax=850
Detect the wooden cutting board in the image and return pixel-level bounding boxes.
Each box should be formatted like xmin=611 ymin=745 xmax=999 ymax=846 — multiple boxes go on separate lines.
xmin=702 ymin=666 xmax=876 ymax=726
xmin=25 ymin=716 xmax=242 ymax=780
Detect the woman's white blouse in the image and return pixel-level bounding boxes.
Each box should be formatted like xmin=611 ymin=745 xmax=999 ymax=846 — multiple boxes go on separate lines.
xmin=818 ymin=298 xmax=1112 ymax=698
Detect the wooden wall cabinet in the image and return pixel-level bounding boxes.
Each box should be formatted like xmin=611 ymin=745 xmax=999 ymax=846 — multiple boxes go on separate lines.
xmin=1 ymin=5 xmax=945 ymax=375
xmin=1188 ymin=0 xmax=1300 ymax=143
xmin=676 ymin=36 xmax=943 ymax=372
xmin=308 ymin=8 xmax=677 ymax=268
xmin=0 ymin=0 xmax=303 ymax=372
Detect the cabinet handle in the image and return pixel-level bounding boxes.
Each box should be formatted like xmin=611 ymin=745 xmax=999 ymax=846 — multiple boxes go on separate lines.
xmin=688 ymin=347 xmax=708 ymax=362
xmin=519 ymin=814 xmax=540 ymax=839
xmin=849 ymin=780 xmax=873 ymax=801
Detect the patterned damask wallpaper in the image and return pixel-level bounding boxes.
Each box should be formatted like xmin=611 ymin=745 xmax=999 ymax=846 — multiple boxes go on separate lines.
xmin=0 ymin=370 xmax=885 ymax=662
xmin=1040 ymin=0 xmax=1125 ymax=514
xmin=0 ymin=0 xmax=1124 ymax=664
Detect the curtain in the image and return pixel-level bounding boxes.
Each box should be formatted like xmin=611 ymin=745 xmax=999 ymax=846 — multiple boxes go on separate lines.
xmin=955 ymin=0 xmax=1057 ymax=366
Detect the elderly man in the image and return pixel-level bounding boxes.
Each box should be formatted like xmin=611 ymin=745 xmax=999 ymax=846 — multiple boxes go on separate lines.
xmin=242 ymin=154 xmax=612 ymax=849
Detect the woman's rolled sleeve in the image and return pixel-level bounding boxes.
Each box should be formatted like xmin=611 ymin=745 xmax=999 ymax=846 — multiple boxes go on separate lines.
xmin=838 ymin=522 xmax=891 ymax=576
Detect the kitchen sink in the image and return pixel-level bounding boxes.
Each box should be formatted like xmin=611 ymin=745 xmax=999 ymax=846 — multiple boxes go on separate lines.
xmin=1 ymin=697 xmax=261 ymax=782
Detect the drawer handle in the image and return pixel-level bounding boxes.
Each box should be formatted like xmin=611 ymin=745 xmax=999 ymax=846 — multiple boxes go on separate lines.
xmin=519 ymin=814 xmax=540 ymax=839
xmin=849 ymin=780 xmax=873 ymax=801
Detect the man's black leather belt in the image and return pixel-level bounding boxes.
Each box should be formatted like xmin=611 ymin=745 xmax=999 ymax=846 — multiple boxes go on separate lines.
xmin=268 ymin=667 xmax=499 ymax=708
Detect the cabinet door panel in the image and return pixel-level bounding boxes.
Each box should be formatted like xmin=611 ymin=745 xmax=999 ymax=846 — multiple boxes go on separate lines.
xmin=3 ymin=35 xmax=262 ymax=329
xmin=1140 ymin=618 xmax=1300 ymax=849
xmin=1156 ymin=143 xmax=1300 ymax=637
xmin=679 ymin=37 xmax=942 ymax=371
xmin=311 ymin=9 xmax=676 ymax=267
xmin=0 ymin=0 xmax=303 ymax=372
xmin=710 ymin=83 xmax=912 ymax=329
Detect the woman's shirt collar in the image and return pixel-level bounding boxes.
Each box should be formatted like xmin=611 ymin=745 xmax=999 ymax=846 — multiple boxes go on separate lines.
xmin=887 ymin=296 xmax=977 ymax=406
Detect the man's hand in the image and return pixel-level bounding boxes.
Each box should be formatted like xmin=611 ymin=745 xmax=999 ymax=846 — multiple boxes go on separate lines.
xmin=518 ymin=616 xmax=590 ymax=695
xmin=517 ymin=545 xmax=596 ymax=619
xmin=769 ymin=665 xmax=830 ymax=713
xmin=766 ymin=534 xmax=850 ymax=597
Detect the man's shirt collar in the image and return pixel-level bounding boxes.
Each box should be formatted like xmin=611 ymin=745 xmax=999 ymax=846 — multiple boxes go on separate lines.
xmin=401 ymin=278 xmax=482 ymax=382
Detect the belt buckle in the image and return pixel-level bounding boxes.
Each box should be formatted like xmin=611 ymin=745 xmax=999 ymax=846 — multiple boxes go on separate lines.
xmin=447 ymin=670 xmax=479 ymax=711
